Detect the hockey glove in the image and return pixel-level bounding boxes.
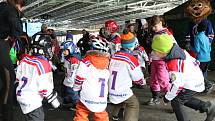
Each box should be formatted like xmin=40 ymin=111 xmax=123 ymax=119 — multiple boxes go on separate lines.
xmin=46 ymin=91 xmax=61 ymax=108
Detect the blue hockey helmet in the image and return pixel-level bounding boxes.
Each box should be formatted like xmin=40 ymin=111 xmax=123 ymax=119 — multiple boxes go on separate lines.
xmin=63 ymin=41 xmax=76 ymax=55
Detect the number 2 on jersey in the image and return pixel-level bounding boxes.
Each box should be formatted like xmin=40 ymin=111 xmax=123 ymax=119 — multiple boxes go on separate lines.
xmin=17 ymin=77 xmax=28 ymax=96
xmin=111 ymin=71 xmax=118 ymax=90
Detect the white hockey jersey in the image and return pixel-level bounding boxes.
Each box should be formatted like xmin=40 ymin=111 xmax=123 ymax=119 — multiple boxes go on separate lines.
xmin=108 ymin=33 xmax=121 ymax=55
xmin=108 ymin=50 xmax=145 ymax=104
xmin=73 ymin=57 xmax=110 ymax=112
xmin=165 ymin=51 xmax=205 ymax=101
xmin=16 ymin=55 xmax=54 ymax=114
xmin=133 ymin=46 xmax=149 ymax=68
xmin=63 ymin=57 xmax=79 ymax=88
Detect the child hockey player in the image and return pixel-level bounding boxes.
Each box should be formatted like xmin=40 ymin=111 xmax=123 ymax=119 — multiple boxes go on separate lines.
xmin=109 ymin=30 xmax=145 ymax=121
xmin=73 ymin=37 xmax=110 ymax=121
xmin=132 ymin=40 xmax=149 ymax=89
xmin=16 ymin=34 xmax=60 ymax=121
xmin=151 ymin=34 xmax=215 ymax=121
xmin=133 ymin=41 xmax=149 ymax=74
xmin=104 ymin=20 xmax=121 ymax=55
xmin=62 ymin=41 xmax=80 ymax=110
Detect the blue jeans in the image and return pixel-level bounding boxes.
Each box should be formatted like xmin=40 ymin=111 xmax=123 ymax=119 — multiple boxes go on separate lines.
xmin=63 ymin=86 xmax=79 ymax=104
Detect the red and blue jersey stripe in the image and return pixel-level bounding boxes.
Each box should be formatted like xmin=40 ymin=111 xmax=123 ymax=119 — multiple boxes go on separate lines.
xmin=21 ymin=56 xmax=51 ymax=75
xmin=167 ymin=59 xmax=184 ymax=73
xmin=82 ymin=58 xmax=91 ymax=67
xmin=112 ymin=52 xmax=139 ymax=70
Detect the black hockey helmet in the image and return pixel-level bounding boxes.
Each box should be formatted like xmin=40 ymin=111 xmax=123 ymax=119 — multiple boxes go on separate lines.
xmin=31 ymin=33 xmax=53 ymax=60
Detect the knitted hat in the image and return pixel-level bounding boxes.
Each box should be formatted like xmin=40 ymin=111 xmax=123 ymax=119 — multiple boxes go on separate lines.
xmin=120 ymin=29 xmax=135 ymax=48
xmin=66 ymin=33 xmax=73 ymax=40
xmin=152 ymin=34 xmax=173 ymax=54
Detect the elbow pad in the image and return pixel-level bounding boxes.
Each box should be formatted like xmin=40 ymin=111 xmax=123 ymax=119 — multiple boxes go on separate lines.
xmin=46 ymin=91 xmax=61 ymax=108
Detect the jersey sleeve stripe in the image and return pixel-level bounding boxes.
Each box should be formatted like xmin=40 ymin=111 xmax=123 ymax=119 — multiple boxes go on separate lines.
xmin=74 ymin=80 xmax=84 ymax=85
xmin=76 ymin=75 xmax=86 ymax=81
xmin=38 ymin=89 xmax=47 ymax=96
xmin=133 ymin=79 xmax=143 ymax=85
xmin=82 ymin=58 xmax=91 ymax=67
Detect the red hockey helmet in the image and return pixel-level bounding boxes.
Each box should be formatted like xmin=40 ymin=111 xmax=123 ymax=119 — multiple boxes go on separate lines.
xmin=105 ymin=20 xmax=119 ymax=33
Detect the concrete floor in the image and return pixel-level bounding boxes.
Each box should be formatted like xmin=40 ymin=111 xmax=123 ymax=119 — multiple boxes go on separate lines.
xmin=12 ymin=70 xmax=215 ymax=121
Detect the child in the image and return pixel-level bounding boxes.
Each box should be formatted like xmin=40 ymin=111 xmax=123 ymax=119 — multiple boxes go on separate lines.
xmin=62 ymin=41 xmax=80 ymax=110
xmin=16 ymin=35 xmax=60 ymax=121
xmin=150 ymin=15 xmax=176 ymax=43
xmin=194 ymin=22 xmax=211 ymax=73
xmin=151 ymin=34 xmax=215 ymax=121
xmin=133 ymin=41 xmax=149 ymax=74
xmin=193 ymin=22 xmax=213 ymax=93
xmin=127 ymin=25 xmax=149 ymax=73
xmin=66 ymin=33 xmax=81 ymax=56
xmin=104 ymin=20 xmax=121 ymax=55
xmin=73 ymin=37 xmax=110 ymax=121
xmin=108 ymin=30 xmax=145 ymax=121
xmin=132 ymin=41 xmax=149 ymax=89
xmin=147 ymin=15 xmax=176 ymax=105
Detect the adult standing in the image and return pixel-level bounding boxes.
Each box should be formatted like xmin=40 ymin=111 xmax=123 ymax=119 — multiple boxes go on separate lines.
xmin=34 ymin=24 xmax=56 ymax=39
xmin=76 ymin=29 xmax=92 ymax=57
xmin=32 ymin=24 xmax=57 ymax=43
xmin=32 ymin=24 xmax=57 ymax=45
xmin=0 ymin=0 xmax=25 ymax=121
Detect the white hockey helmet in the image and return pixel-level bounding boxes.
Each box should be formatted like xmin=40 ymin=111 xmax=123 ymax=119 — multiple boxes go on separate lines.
xmin=91 ymin=37 xmax=109 ymax=53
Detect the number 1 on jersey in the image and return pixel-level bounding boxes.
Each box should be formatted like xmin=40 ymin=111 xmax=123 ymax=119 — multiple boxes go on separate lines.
xmin=111 ymin=71 xmax=118 ymax=90
xmin=99 ymin=78 xmax=106 ymax=97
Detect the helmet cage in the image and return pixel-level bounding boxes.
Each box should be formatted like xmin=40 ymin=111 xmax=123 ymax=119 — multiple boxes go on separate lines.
xmin=31 ymin=34 xmax=53 ymax=60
